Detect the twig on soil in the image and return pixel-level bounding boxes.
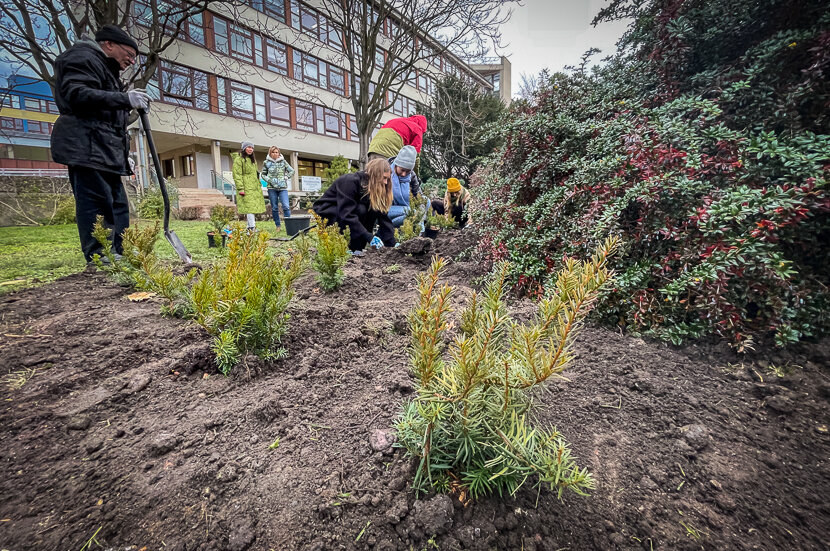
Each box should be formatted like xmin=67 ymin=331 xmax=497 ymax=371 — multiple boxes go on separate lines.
xmin=79 ymin=526 xmax=102 ymax=551
xmin=599 ymin=396 xmax=622 ymax=409
xmin=355 ymin=520 xmax=371 ymax=542
xmin=365 ymin=410 xmax=383 ymax=428
xmin=3 ymin=333 xmax=51 ymax=338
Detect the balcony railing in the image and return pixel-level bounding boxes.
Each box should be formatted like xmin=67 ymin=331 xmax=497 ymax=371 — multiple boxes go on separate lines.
xmin=211 ymin=170 xmax=236 ymax=203
xmin=0 ymin=168 xmax=69 ymax=177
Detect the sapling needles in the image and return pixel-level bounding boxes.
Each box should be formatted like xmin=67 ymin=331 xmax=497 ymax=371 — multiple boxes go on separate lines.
xmin=396 ymin=237 xmax=618 ymax=500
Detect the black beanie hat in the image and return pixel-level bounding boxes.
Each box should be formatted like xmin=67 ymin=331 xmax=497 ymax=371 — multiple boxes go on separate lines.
xmin=94 ymin=25 xmax=139 ymax=53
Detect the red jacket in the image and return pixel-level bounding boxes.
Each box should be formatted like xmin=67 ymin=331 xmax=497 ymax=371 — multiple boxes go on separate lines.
xmin=381 ymin=115 xmax=428 ymax=152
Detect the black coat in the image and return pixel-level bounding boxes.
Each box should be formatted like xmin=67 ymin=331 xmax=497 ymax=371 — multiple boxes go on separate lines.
xmin=312 ymin=172 xmax=396 ymax=248
xmin=51 ymin=39 xmax=133 ymax=175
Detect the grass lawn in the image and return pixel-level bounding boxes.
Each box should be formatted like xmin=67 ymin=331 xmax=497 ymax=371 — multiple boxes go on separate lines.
xmin=0 ymin=219 xmax=288 ymax=295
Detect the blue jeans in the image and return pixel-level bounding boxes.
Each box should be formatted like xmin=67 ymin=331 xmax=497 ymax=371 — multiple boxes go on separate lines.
xmin=267 ymin=188 xmax=291 ymax=226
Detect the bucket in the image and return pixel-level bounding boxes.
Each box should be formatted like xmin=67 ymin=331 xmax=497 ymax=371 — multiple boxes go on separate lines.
xmin=284 ymin=215 xmax=312 ymax=237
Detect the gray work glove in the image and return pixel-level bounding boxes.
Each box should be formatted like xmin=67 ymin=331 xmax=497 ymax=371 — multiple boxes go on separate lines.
xmin=127 ymin=89 xmax=151 ymax=111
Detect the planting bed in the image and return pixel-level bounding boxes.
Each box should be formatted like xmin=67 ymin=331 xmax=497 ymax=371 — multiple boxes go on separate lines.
xmin=1 ymin=230 xmax=829 ymax=550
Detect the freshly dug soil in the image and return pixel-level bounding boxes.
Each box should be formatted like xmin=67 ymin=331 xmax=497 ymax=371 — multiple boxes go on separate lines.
xmin=1 ymin=230 xmax=829 ymax=551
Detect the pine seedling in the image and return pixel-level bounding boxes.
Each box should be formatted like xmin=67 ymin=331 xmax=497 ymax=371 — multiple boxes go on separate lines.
xmin=396 ymin=193 xmax=429 ymax=242
xmin=190 ymin=224 xmax=303 ymax=374
xmin=396 ymin=237 xmax=618 ymax=500
xmin=310 ymin=212 xmax=350 ymax=292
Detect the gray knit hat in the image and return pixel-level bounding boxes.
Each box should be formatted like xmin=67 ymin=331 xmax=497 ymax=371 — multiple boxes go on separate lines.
xmin=241 ymin=141 xmax=254 ymax=151
xmin=395 ymin=145 xmax=417 ymax=170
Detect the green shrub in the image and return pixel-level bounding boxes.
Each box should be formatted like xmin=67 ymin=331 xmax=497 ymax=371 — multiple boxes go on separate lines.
xmin=209 ymin=204 xmax=236 ymax=234
xmin=138 ymin=179 xmax=180 ymax=220
xmin=311 ymin=212 xmax=350 ymax=292
xmin=190 ymin=225 xmax=304 ymax=374
xmin=474 ymin=1 xmax=830 ymax=347
xmin=395 ymin=193 xmax=429 ymax=242
xmin=396 ymin=238 xmax=617 ymax=499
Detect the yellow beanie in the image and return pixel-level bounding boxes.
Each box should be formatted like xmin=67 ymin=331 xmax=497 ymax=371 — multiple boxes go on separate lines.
xmin=447 ymin=177 xmax=461 ymax=193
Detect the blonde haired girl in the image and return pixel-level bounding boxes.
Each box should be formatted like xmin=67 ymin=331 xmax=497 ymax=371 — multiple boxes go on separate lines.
xmin=312 ymin=157 xmax=396 ymax=252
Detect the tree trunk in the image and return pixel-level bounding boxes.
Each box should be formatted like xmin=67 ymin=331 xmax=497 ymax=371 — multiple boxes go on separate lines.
xmin=358 ymin=130 xmax=371 ymax=169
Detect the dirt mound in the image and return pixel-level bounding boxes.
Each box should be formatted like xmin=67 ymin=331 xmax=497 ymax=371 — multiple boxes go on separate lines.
xmin=1 ymin=239 xmax=829 ymax=550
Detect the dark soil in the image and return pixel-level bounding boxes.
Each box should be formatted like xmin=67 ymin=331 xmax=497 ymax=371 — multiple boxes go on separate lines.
xmin=1 ymin=230 xmax=829 ymax=551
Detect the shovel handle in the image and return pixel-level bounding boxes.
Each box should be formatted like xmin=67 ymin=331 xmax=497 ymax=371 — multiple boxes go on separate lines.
xmin=138 ymin=109 xmax=171 ymax=234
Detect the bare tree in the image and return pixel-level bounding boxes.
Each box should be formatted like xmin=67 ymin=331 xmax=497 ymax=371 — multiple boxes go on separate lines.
xmin=0 ymin=0 xmax=218 ymax=93
xmin=310 ymin=0 xmax=518 ymax=166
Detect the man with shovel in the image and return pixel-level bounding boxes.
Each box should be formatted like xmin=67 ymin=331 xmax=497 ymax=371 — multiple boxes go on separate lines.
xmin=51 ymin=25 xmax=151 ymax=263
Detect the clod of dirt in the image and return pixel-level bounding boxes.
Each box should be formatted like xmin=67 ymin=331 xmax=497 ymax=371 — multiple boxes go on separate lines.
xmin=66 ymin=415 xmax=91 ymax=431
xmin=396 ymin=237 xmax=433 ymax=255
xmin=227 ymin=516 xmax=256 ymax=551
xmin=384 ymin=493 xmax=410 ymax=524
xmin=681 ymin=423 xmax=711 ymax=450
xmin=147 ymin=432 xmax=180 ymax=457
xmin=126 ymin=373 xmax=152 ymax=393
xmin=766 ymin=394 xmax=796 ymax=413
xmin=411 ymin=494 xmax=454 ymax=535
xmin=82 ymin=438 xmax=103 ymax=454
xmin=369 ymin=428 xmax=397 ymax=454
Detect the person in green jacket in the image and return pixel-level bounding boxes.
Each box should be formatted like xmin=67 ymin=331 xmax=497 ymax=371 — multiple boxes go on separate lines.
xmin=232 ymin=141 xmax=266 ymax=230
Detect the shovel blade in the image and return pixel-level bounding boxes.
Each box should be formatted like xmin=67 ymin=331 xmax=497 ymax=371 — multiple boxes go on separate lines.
xmin=165 ymin=230 xmax=192 ymax=264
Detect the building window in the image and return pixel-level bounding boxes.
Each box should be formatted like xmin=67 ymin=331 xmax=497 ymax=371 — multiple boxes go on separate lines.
xmin=229 ymin=81 xmax=255 ymax=119
xmin=328 ymin=66 xmax=345 ymax=96
xmin=323 ymin=108 xmax=342 ymax=138
xmin=181 ymin=154 xmax=195 ymax=176
xmin=158 ymin=61 xmax=209 ymax=110
xmin=297 ymin=158 xmax=329 ymax=179
xmin=26 ymin=120 xmax=52 ymax=134
xmin=0 ymin=117 xmax=24 ymax=131
xmin=492 ymin=73 xmax=500 ymax=93
xmin=266 ymin=39 xmax=288 ymax=75
xmin=262 ymin=0 xmax=286 ymax=21
xmin=295 ymin=101 xmax=314 ymax=132
xmin=268 ymin=92 xmax=291 ymax=126
xmin=162 ymin=158 xmax=175 ymax=178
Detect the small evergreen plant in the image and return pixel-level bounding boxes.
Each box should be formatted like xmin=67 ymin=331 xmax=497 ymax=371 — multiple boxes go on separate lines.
xmin=396 ymin=193 xmax=430 ymax=242
xmin=209 ymin=204 xmax=236 ymax=235
xmin=310 ymin=212 xmax=351 ymax=292
xmin=396 ymin=237 xmax=617 ymax=499
xmin=426 ymin=211 xmax=458 ymax=230
xmin=190 ymin=224 xmax=304 ymax=374
xmin=92 ymin=217 xmax=194 ymax=314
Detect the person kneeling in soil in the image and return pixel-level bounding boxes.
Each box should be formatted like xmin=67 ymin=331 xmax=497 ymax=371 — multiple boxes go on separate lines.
xmin=387 ymin=145 xmax=421 ymax=228
xmin=431 ymin=177 xmax=472 ymax=228
xmin=312 ymin=158 xmax=396 ymax=252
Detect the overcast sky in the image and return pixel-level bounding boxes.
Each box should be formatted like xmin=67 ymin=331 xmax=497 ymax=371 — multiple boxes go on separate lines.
xmin=495 ymin=0 xmax=631 ymax=97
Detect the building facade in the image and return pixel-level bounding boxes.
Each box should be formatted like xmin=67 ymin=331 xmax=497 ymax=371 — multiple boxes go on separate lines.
xmin=129 ymin=0 xmax=497 ymax=194
xmin=0 ymin=75 xmax=65 ymax=174
xmin=470 ymin=56 xmax=512 ymax=106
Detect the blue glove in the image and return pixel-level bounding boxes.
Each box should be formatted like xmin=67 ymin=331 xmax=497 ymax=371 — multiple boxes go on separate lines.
xmin=370 ymin=236 xmax=384 ymax=249
xmin=394 ymin=242 xmax=401 ymax=248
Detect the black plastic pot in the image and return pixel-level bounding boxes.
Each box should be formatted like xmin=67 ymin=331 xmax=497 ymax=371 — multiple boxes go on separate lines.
xmin=207 ymin=231 xmax=217 ymax=248
xmin=424 ymin=226 xmax=439 ymax=239
xmin=284 ymin=215 xmax=313 ymax=237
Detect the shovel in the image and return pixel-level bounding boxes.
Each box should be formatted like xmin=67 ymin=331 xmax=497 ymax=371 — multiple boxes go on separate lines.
xmin=138 ymin=109 xmax=192 ymax=264
xmin=274 ymin=224 xmax=316 ymax=241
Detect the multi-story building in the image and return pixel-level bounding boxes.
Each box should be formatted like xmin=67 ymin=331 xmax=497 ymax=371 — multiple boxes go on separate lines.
xmin=129 ymin=0 xmax=498 ymax=199
xmin=470 ymin=56 xmax=512 ymax=106
xmin=0 ymin=75 xmax=65 ymax=175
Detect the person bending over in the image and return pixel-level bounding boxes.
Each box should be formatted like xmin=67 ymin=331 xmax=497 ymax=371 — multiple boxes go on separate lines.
xmin=312 ymin=158 xmax=396 ymax=251
xmin=387 ymin=145 xmax=420 ymax=228
xmin=431 ymin=177 xmax=472 ymax=228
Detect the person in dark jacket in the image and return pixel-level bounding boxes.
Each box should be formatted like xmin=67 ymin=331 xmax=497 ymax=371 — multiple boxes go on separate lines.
xmin=312 ymin=158 xmax=396 ymax=252
xmin=51 ymin=25 xmax=151 ymax=263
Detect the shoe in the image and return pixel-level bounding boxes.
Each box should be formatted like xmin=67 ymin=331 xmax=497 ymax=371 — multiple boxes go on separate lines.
xmin=98 ymin=253 xmax=123 ymax=265
xmin=349 ymin=250 xmax=365 ymax=257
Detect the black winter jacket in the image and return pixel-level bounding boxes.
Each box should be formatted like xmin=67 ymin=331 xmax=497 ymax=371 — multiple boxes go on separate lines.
xmin=312 ymin=172 xmax=396 ymax=247
xmin=51 ymin=39 xmax=133 ymax=174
